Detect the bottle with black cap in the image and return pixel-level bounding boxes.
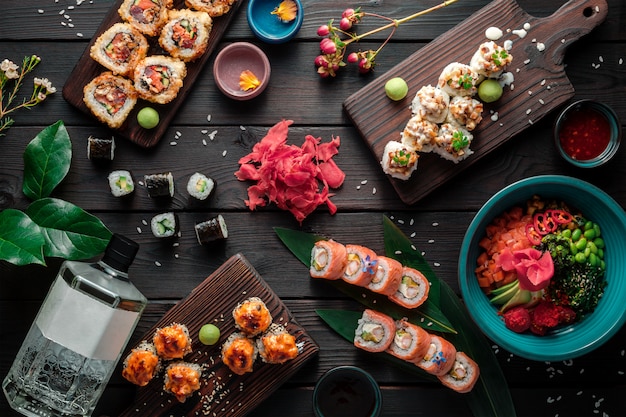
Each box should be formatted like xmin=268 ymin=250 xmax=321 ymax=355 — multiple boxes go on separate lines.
xmin=3 ymin=234 xmax=147 ymax=417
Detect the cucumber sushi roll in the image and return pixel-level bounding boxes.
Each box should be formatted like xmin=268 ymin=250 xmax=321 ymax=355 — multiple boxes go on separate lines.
xmin=87 ymin=135 xmax=116 ymax=161
xmin=89 ymin=23 xmax=149 ymax=77
xmin=83 ymin=71 xmax=138 ymax=129
xmin=118 ymin=0 xmax=173 ymax=37
xmin=158 ymin=9 xmax=213 ymax=62
xmin=194 ymin=214 xmax=228 ymax=244
xmin=150 ymin=212 xmax=179 ymax=238
xmin=133 ymin=55 xmax=187 ymax=104
xmin=186 ymin=172 xmax=214 ymax=200
xmin=144 ymin=172 xmax=174 ymax=198
xmin=108 ymin=170 xmax=135 ymax=197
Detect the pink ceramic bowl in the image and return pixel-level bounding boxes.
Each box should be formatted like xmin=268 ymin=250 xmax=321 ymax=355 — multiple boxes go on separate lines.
xmin=213 ymin=42 xmax=270 ymax=100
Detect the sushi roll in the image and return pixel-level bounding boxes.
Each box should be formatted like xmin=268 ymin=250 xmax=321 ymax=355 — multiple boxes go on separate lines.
xmin=194 ymin=214 xmax=228 ymax=244
xmin=343 ymin=244 xmax=378 ymax=287
xmin=185 ymin=0 xmax=237 ymax=17
xmin=118 ymin=0 xmax=173 ymax=37
xmin=446 ymin=96 xmax=484 ymax=131
xmin=163 ymin=361 xmax=202 ymax=403
xmin=133 ymin=55 xmax=187 ymax=104
xmin=108 ymin=170 xmax=135 ymax=197
xmin=310 ymin=239 xmax=348 ymax=280
xmin=432 ymin=123 xmax=474 ymax=164
xmin=89 ymin=23 xmax=149 ymax=77
xmin=158 ymin=9 xmax=213 ymax=62
xmin=144 ymin=172 xmax=174 ymax=198
xmin=401 ymin=114 xmax=439 ymax=153
xmin=367 ymin=255 xmax=403 ymax=296
xmin=153 ymin=323 xmax=193 ymax=360
xmin=437 ymin=62 xmax=480 ymax=97
xmin=411 ymin=85 xmax=450 ymax=123
xmin=380 ymin=141 xmax=419 ymax=181
xmin=121 ymin=341 xmax=161 ymax=387
xmin=256 ymin=323 xmax=299 ymax=364
xmin=150 ymin=212 xmax=179 ymax=238
xmin=87 ymin=135 xmax=115 ymax=161
xmin=83 ymin=71 xmax=137 ymax=129
xmin=386 ymin=319 xmax=431 ymax=363
xmin=415 ymin=334 xmax=457 ymax=376
xmin=187 ymin=172 xmax=215 ymax=201
xmin=354 ymin=309 xmax=395 ymax=353
xmin=470 ymin=41 xmax=512 ymax=78
xmin=232 ymin=296 xmax=272 ymax=337
xmin=389 ymin=267 xmax=430 ymax=309
xmin=437 ymin=351 xmax=480 ymax=393
xmin=221 ymin=332 xmax=257 ymax=375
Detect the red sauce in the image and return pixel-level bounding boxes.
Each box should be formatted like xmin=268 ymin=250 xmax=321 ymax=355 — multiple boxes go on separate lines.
xmin=558 ymin=108 xmax=611 ymax=161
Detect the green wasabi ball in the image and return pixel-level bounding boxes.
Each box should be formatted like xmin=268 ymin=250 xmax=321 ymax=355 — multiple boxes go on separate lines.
xmin=385 ymin=77 xmax=409 ymax=101
xmin=478 ymin=79 xmax=503 ymax=103
xmin=198 ymin=323 xmax=220 ymax=345
xmin=137 ymin=107 xmax=160 ymax=129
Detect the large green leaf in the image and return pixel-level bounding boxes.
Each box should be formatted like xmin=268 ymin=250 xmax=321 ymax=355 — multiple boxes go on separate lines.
xmin=0 ymin=209 xmax=46 ymax=266
xmin=22 ymin=120 xmax=72 ymax=200
xmin=26 ymin=198 xmax=112 ymax=260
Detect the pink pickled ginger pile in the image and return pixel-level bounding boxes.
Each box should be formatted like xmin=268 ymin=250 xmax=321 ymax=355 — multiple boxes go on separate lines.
xmin=234 ymin=120 xmax=345 ymax=224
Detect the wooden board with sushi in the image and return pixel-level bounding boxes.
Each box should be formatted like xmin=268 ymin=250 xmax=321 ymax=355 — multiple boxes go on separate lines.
xmin=118 ymin=253 xmax=319 ymax=417
xmin=343 ymin=0 xmax=607 ymax=205
xmin=62 ymin=0 xmax=242 ymax=148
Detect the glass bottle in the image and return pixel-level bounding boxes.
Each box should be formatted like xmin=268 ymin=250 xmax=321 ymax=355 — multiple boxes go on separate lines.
xmin=3 ymin=234 xmax=146 ymax=417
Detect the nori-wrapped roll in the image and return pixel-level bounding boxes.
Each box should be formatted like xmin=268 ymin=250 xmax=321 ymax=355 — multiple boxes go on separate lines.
xmin=144 ymin=172 xmax=174 ymax=198
xmin=87 ymin=135 xmax=116 ymax=161
xmin=194 ymin=214 xmax=228 ymax=244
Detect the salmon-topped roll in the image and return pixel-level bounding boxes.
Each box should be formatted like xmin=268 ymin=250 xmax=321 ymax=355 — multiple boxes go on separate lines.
xmin=158 ymin=9 xmax=213 ymax=62
xmin=83 ymin=71 xmax=137 ymax=129
xmin=256 ymin=323 xmax=299 ymax=364
xmin=185 ymin=0 xmax=237 ymax=17
xmin=310 ymin=239 xmax=348 ymax=280
xmin=221 ymin=332 xmax=257 ymax=375
xmin=90 ymin=23 xmax=148 ymax=77
xmin=118 ymin=0 xmax=172 ymax=36
xmin=367 ymin=255 xmax=403 ymax=296
xmin=437 ymin=351 xmax=480 ymax=393
xmin=386 ymin=319 xmax=431 ymax=363
xmin=163 ymin=361 xmax=202 ymax=402
xmin=416 ymin=334 xmax=456 ymax=376
xmin=153 ymin=323 xmax=193 ymax=360
xmin=133 ymin=55 xmax=187 ymax=104
xmin=121 ymin=341 xmax=161 ymax=386
xmin=354 ymin=309 xmax=395 ymax=353
xmin=343 ymin=245 xmax=378 ymax=287
xmin=389 ymin=267 xmax=430 ymax=309
xmin=232 ymin=297 xmax=272 ymax=337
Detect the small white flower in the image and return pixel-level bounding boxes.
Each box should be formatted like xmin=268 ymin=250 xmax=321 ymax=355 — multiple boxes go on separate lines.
xmin=37 ymin=92 xmax=47 ymax=102
xmin=1 ymin=59 xmax=19 ymax=79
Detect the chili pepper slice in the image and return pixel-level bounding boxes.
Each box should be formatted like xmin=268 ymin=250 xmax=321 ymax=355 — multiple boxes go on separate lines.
xmin=533 ymin=211 xmax=557 ymax=235
xmin=525 ymin=223 xmax=543 ymax=246
xmin=549 ymin=209 xmax=574 ymax=224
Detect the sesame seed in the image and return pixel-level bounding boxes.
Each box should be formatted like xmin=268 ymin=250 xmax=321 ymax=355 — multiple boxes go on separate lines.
xmin=136 ymin=226 xmax=142 ymax=234
xmin=523 ymin=59 xmax=531 ymax=64
xmin=38 ymin=9 xmax=44 ymax=13
xmin=397 ymin=219 xmax=404 ymax=224
xmin=207 ymin=114 xmax=212 ymax=122
xmin=526 ymin=108 xmax=532 ymax=115
xmin=539 ymin=99 xmax=545 ymax=104
xmin=433 ymin=262 xmax=441 ymax=267
xmin=240 ymin=126 xmax=246 ymax=131
xmin=409 ymin=218 xmax=414 ymax=225
xmin=372 ymin=187 xmax=377 ymax=195
xmin=142 ymin=219 xmax=148 ymax=226
xmin=76 ymin=32 xmax=83 ymax=37
xmin=356 ymin=185 xmax=361 ymax=190
xmin=619 ymin=58 xmax=623 ymax=65
xmin=599 ymin=55 xmax=604 ymax=63
xmin=59 ymin=9 xmax=65 ymax=14
xmin=432 ymin=222 xmax=439 ymax=226
xmin=428 ymin=239 xmax=435 ymax=243
xmin=202 ymin=139 xmax=207 ymax=146
xmin=170 ymin=141 xmax=177 ymax=146
xmin=360 ymin=179 xmax=368 ymax=185
xmin=155 ymin=260 xmax=162 ymax=267
xmin=410 ymin=232 xmax=416 ymax=237
xmin=222 ymin=150 xmax=227 ymax=157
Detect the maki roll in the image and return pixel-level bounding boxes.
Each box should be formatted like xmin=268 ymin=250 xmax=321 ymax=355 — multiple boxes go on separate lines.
xmin=446 ymin=96 xmax=484 ymax=131
xmin=144 ymin=172 xmax=174 ymax=198
xmin=437 ymin=351 xmax=480 ymax=393
xmin=187 ymin=172 xmax=215 ymax=201
xmin=185 ymin=0 xmax=237 ymax=17
xmin=89 ymin=23 xmax=149 ymax=77
xmin=386 ymin=319 xmax=431 ymax=363
xmin=256 ymin=323 xmax=299 ymax=364
xmin=401 ymin=114 xmax=439 ymax=153
xmin=153 ymin=322 xmax=193 ymax=360
xmin=163 ymin=361 xmax=202 ymax=403
xmin=437 ymin=62 xmax=479 ymax=97
xmin=389 ymin=266 xmax=430 ymax=309
xmin=133 ymin=55 xmax=187 ymax=104
xmin=150 ymin=212 xmax=179 ymax=238
xmin=83 ymin=71 xmax=138 ymax=129
xmin=416 ymin=334 xmax=457 ymax=376
xmin=432 ymin=123 xmax=474 ymax=164
xmin=343 ymin=244 xmax=378 ymax=287
xmin=221 ymin=332 xmax=257 ymax=375
xmin=158 ymin=9 xmax=213 ymax=62
xmin=380 ymin=141 xmax=419 ymax=181
xmin=470 ymin=41 xmax=512 ymax=78
xmin=353 ymin=309 xmax=395 ymax=353
xmin=87 ymin=135 xmax=115 ymax=161
xmin=108 ymin=170 xmax=135 ymax=197
xmin=232 ymin=296 xmax=272 ymax=337
xmin=121 ymin=341 xmax=161 ymax=387
xmin=310 ymin=239 xmax=348 ymax=280
xmin=195 ymin=214 xmax=228 ymax=244
xmin=367 ymin=255 xmax=403 ymax=296
xmin=411 ymin=85 xmax=450 ymax=123
xmin=118 ymin=0 xmax=173 ymax=36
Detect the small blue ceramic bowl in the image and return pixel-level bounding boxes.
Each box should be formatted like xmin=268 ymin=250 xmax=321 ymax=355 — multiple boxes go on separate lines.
xmin=458 ymin=175 xmax=626 ymax=361
xmin=247 ymin=0 xmax=304 ymax=44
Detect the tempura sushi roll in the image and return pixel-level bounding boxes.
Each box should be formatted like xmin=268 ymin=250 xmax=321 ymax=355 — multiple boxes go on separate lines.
xmin=432 ymin=123 xmax=474 ymax=164
xmin=195 ymin=214 xmax=228 ymax=244
xmin=343 ymin=244 xmax=378 ymax=287
xmin=159 ymin=9 xmax=213 ymax=62
xmin=470 ymin=41 xmax=512 ymax=78
xmin=416 ymin=334 xmax=456 ymax=376
xmin=411 ymin=85 xmax=450 ymax=123
xmin=187 ymin=172 xmax=215 ymax=200
xmin=163 ymin=361 xmax=202 ymax=403
xmin=380 ymin=141 xmax=419 ymax=181
xmin=83 ymin=71 xmax=137 ymax=129
xmin=90 ymin=23 xmax=149 ymax=77
xmin=221 ymin=332 xmax=257 ymax=375
xmin=310 ymin=239 xmax=348 ymax=280
xmin=185 ymin=0 xmax=237 ymax=17
xmin=401 ymin=114 xmax=439 ymax=153
xmin=232 ymin=297 xmax=272 ymax=337
xmin=121 ymin=341 xmax=161 ymax=387
xmin=446 ymin=96 xmax=484 ymax=131
xmin=367 ymin=255 xmax=402 ymax=296
xmin=133 ymin=55 xmax=187 ymax=104
xmin=108 ymin=170 xmax=134 ymax=197
xmin=437 ymin=351 xmax=480 ymax=393
xmin=389 ymin=267 xmax=430 ymax=309
xmin=354 ymin=309 xmax=395 ymax=352
xmin=88 ymin=135 xmax=115 ymax=161
xmin=118 ymin=0 xmax=172 ymax=37
xmin=438 ymin=62 xmax=479 ymax=97
xmin=144 ymin=172 xmax=174 ymax=198
xmin=150 ymin=212 xmax=179 ymax=238
xmin=153 ymin=322 xmax=193 ymax=360
xmin=386 ymin=319 xmax=431 ymax=363
xmin=256 ymin=323 xmax=299 ymax=364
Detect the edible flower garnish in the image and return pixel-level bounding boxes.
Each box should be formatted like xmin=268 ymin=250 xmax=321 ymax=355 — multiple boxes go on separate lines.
xmin=239 ymin=70 xmax=261 ymax=91
xmin=271 ymin=0 xmax=298 ymax=23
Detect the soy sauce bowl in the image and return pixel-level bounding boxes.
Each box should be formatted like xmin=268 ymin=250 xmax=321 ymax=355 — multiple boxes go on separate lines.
xmin=313 ymin=366 xmax=382 ymax=417
xmin=213 ymin=42 xmax=270 ymax=101
xmin=247 ymin=0 xmax=304 ymax=44
xmin=553 ymin=99 xmax=621 ymax=168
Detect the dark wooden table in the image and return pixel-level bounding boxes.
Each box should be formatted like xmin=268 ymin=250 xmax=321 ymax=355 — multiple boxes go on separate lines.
xmin=1 ymin=0 xmax=625 ymax=416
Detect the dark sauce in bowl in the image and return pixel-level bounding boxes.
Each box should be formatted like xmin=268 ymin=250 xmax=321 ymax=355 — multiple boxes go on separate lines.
xmin=313 ymin=366 xmax=382 ymax=417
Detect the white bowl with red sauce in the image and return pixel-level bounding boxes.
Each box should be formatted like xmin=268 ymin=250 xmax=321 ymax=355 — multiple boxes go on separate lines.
xmin=553 ymin=99 xmax=621 ymax=168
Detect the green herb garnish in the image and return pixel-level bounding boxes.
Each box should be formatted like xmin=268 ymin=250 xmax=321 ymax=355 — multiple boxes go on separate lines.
xmin=491 ymin=50 xmax=509 ymax=67
xmin=451 ymin=130 xmax=469 ymax=152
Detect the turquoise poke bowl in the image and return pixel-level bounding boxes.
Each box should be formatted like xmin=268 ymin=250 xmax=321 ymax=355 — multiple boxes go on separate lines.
xmin=247 ymin=0 xmax=304 ymax=44
xmin=458 ymin=175 xmax=626 ymax=361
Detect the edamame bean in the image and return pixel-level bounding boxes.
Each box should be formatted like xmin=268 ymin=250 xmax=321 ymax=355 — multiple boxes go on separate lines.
xmin=593 ymin=223 xmax=601 ymax=237
xmin=589 ymin=253 xmax=598 ymax=267
xmin=575 ymin=252 xmax=587 ymax=263
xmin=561 ymin=229 xmax=572 ymax=239
xmin=583 ymin=229 xmax=596 ymax=240
xmin=571 ymin=228 xmax=582 ymax=241
xmin=587 ymin=241 xmax=598 ymax=254
xmin=593 ymin=237 xmax=605 ymax=249
xmin=597 ymin=248 xmax=604 ymax=259
xmin=569 ymin=243 xmax=578 ymax=255
xmin=584 ymin=247 xmax=591 ymax=258
xmin=575 ymin=237 xmax=587 ymax=251
xmin=584 ymin=220 xmax=594 ymax=230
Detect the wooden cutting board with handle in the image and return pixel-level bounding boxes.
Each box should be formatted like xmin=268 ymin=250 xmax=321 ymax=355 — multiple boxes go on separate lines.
xmin=343 ymin=0 xmax=608 ymax=205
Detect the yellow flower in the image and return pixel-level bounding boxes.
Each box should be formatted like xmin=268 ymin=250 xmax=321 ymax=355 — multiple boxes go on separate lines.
xmin=271 ymin=0 xmax=298 ymax=23
xmin=239 ymin=70 xmax=261 ymax=91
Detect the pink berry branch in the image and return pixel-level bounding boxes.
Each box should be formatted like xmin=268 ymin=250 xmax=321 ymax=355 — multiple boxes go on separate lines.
xmin=315 ymin=0 xmax=459 ymax=77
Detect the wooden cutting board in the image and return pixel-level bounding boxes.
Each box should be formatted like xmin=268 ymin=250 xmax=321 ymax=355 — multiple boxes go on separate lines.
xmin=62 ymin=0 xmax=241 ymax=148
xmin=118 ymin=253 xmax=319 ymax=417
xmin=343 ymin=0 xmax=607 ymax=205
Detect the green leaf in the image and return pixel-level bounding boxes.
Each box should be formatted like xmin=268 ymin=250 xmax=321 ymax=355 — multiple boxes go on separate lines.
xmin=274 ymin=227 xmax=323 ymax=265
xmin=22 ymin=120 xmax=72 ymax=200
xmin=26 ymin=198 xmax=112 ymax=260
xmin=0 ymin=209 xmax=46 ymax=266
